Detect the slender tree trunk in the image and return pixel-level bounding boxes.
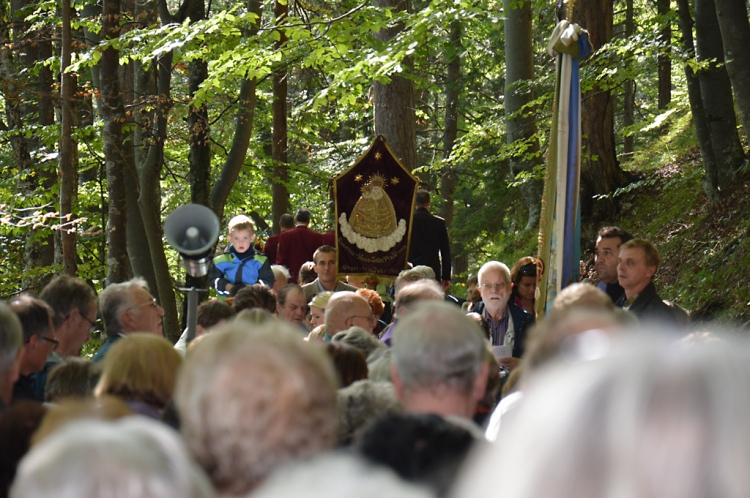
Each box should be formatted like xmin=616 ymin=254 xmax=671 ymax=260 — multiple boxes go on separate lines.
xmin=101 ymin=0 xmax=131 ymax=284
xmin=60 ymin=0 xmax=77 ymax=276
xmin=676 ymin=0 xmax=719 ymax=201
xmin=623 ymin=0 xmax=634 ymax=154
xmin=657 ymin=0 xmax=671 ymax=110
xmin=694 ymin=0 xmax=745 ymax=193
xmin=441 ymin=20 xmax=460 ymax=279
xmin=577 ymin=0 xmax=628 ymax=225
xmin=504 ymin=0 xmax=541 ymax=231
xmin=138 ymin=46 xmax=180 ymax=342
xmin=124 ymin=0 xmax=159 ymax=294
xmin=714 ymin=0 xmax=750 ymax=145
xmin=271 ymin=0 xmax=290 ymax=229
xmin=373 ymin=0 xmax=416 ymax=171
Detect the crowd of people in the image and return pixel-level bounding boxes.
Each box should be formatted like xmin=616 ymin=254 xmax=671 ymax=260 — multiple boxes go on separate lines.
xmin=1 ymin=196 xmax=741 ymax=498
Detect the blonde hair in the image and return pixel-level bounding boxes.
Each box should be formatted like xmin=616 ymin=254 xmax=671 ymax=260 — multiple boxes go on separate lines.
xmin=228 ymin=215 xmax=255 ymax=234
xmin=94 ymin=333 xmax=183 ymax=410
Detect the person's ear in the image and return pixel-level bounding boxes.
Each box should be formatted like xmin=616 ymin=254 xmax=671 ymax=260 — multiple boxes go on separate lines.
xmin=120 ymin=308 xmax=138 ymax=329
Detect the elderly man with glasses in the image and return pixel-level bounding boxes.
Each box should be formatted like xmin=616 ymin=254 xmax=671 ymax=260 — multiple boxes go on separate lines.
xmin=471 ymin=261 xmax=534 ymax=371
xmin=324 ymin=292 xmax=376 ymax=339
xmin=93 ymin=277 xmax=164 ymax=362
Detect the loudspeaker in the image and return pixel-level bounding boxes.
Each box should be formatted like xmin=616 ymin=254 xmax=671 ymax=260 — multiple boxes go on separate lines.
xmin=164 ymin=204 xmax=220 ymax=277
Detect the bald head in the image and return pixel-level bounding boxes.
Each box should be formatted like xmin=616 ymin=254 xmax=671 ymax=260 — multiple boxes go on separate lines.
xmin=325 ymin=292 xmax=375 ymax=336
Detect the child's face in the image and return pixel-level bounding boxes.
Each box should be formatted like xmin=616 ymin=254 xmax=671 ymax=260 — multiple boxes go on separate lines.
xmin=229 ymin=228 xmax=255 ymax=253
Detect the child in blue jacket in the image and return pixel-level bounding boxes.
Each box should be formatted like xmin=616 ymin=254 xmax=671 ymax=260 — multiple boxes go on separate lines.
xmin=210 ymin=215 xmax=274 ymax=297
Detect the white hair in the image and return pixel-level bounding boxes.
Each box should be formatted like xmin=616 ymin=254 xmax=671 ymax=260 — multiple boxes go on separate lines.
xmin=454 ymin=334 xmax=750 ymax=498
xmin=251 ymin=453 xmax=432 ymax=498
xmin=392 ymin=301 xmax=486 ymax=394
xmin=98 ymin=277 xmax=149 ymax=337
xmin=10 ymin=418 xmax=213 ymax=498
xmin=477 ymin=261 xmax=510 ymax=285
xmin=271 ymin=265 xmax=291 ymax=281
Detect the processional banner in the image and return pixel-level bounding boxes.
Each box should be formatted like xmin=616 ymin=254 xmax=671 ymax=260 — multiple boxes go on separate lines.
xmin=536 ymin=18 xmax=592 ymax=317
xmin=334 ymin=135 xmax=418 ymax=282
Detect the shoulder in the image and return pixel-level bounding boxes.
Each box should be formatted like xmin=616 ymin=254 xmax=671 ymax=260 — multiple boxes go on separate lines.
xmin=214 ymin=253 xmax=234 ymax=264
xmin=338 ymin=281 xmax=358 ymax=292
xmin=301 ymin=280 xmax=318 ymax=298
xmin=509 ymin=301 xmax=535 ymax=328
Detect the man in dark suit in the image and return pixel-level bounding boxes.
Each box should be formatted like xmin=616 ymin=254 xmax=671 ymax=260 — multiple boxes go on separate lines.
xmin=276 ymin=209 xmax=325 ymax=283
xmin=408 ymin=190 xmax=452 ymax=290
xmin=263 ymin=213 xmax=294 ymax=270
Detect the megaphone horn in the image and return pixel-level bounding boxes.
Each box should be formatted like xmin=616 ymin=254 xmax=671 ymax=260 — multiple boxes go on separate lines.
xmin=164 ymin=204 xmax=221 ymax=277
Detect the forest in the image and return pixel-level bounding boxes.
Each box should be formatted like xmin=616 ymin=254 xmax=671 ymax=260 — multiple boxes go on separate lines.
xmin=1 ymin=0 xmax=749 ymax=340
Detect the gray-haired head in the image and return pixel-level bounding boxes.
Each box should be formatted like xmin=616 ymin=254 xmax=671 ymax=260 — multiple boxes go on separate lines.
xmin=411 ymin=265 xmax=436 ymax=281
xmin=477 ymin=261 xmax=511 ymax=286
xmin=271 ymin=265 xmax=291 ymax=281
xmin=251 ymin=453 xmax=431 ymax=498
xmin=175 ymin=320 xmax=338 ymax=495
xmin=454 ymin=335 xmax=750 ymax=498
xmin=10 ymin=417 xmax=213 ymax=498
xmin=98 ymin=277 xmax=149 ymax=338
xmin=332 ymin=326 xmax=385 ymax=360
xmin=392 ymin=301 xmax=486 ymax=395
xmin=337 ymin=379 xmax=401 ymax=446
xmin=394 ymin=279 xmax=444 ymax=316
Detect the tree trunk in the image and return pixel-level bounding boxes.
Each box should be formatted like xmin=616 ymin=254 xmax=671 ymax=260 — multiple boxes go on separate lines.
xmin=577 ymin=0 xmax=628 ymax=227
xmin=504 ymin=0 xmax=541 ymax=231
xmin=623 ymin=0 xmax=635 ymax=155
xmin=714 ymin=0 xmax=750 ymax=145
xmin=124 ymin=0 xmax=159 ymax=294
xmin=372 ymin=0 xmax=416 ymax=171
xmin=676 ymin=0 xmax=719 ymax=201
xmin=657 ymin=0 xmax=671 ymax=110
xmin=441 ymin=20 xmax=459 ymax=279
xmin=60 ymin=0 xmax=77 ymax=276
xmin=694 ymin=0 xmax=745 ymax=193
xmin=138 ymin=46 xmax=181 ymax=342
xmin=101 ymin=0 xmax=132 ymax=284
xmin=271 ymin=0 xmax=290 ymax=230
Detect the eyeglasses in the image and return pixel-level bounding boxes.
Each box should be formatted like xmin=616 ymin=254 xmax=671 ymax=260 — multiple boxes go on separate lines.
xmin=481 ymin=282 xmax=508 ymax=292
xmin=126 ymin=297 xmax=159 ymax=312
xmin=346 ymin=314 xmax=375 ymax=325
xmin=41 ymin=335 xmax=59 ymax=350
xmin=82 ymin=313 xmax=100 ymax=331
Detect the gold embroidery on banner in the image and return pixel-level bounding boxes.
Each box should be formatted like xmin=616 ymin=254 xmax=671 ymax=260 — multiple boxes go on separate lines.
xmin=349 ymin=174 xmax=398 ymax=238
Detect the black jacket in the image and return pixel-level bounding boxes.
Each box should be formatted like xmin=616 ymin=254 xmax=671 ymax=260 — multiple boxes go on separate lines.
xmin=408 ymin=207 xmax=451 ymax=281
xmin=472 ymin=300 xmax=535 ymax=358
xmin=618 ymin=281 xmax=680 ymax=328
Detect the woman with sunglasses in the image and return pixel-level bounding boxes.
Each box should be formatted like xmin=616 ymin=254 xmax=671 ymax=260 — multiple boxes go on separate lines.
xmin=510 ymin=257 xmax=538 ymax=317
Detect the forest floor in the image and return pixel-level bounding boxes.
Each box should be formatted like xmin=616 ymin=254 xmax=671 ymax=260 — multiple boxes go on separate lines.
xmin=585 ymin=139 xmax=750 ymax=331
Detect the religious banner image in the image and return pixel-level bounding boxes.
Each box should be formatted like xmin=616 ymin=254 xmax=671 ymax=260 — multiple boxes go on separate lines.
xmin=334 ymin=136 xmax=418 ymax=280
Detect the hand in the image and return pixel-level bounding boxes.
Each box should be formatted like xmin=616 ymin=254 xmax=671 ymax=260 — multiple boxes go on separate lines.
xmin=225 ymin=283 xmax=234 ymax=291
xmin=498 ymin=357 xmax=520 ymax=372
xmin=441 ymin=279 xmax=451 ymax=292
